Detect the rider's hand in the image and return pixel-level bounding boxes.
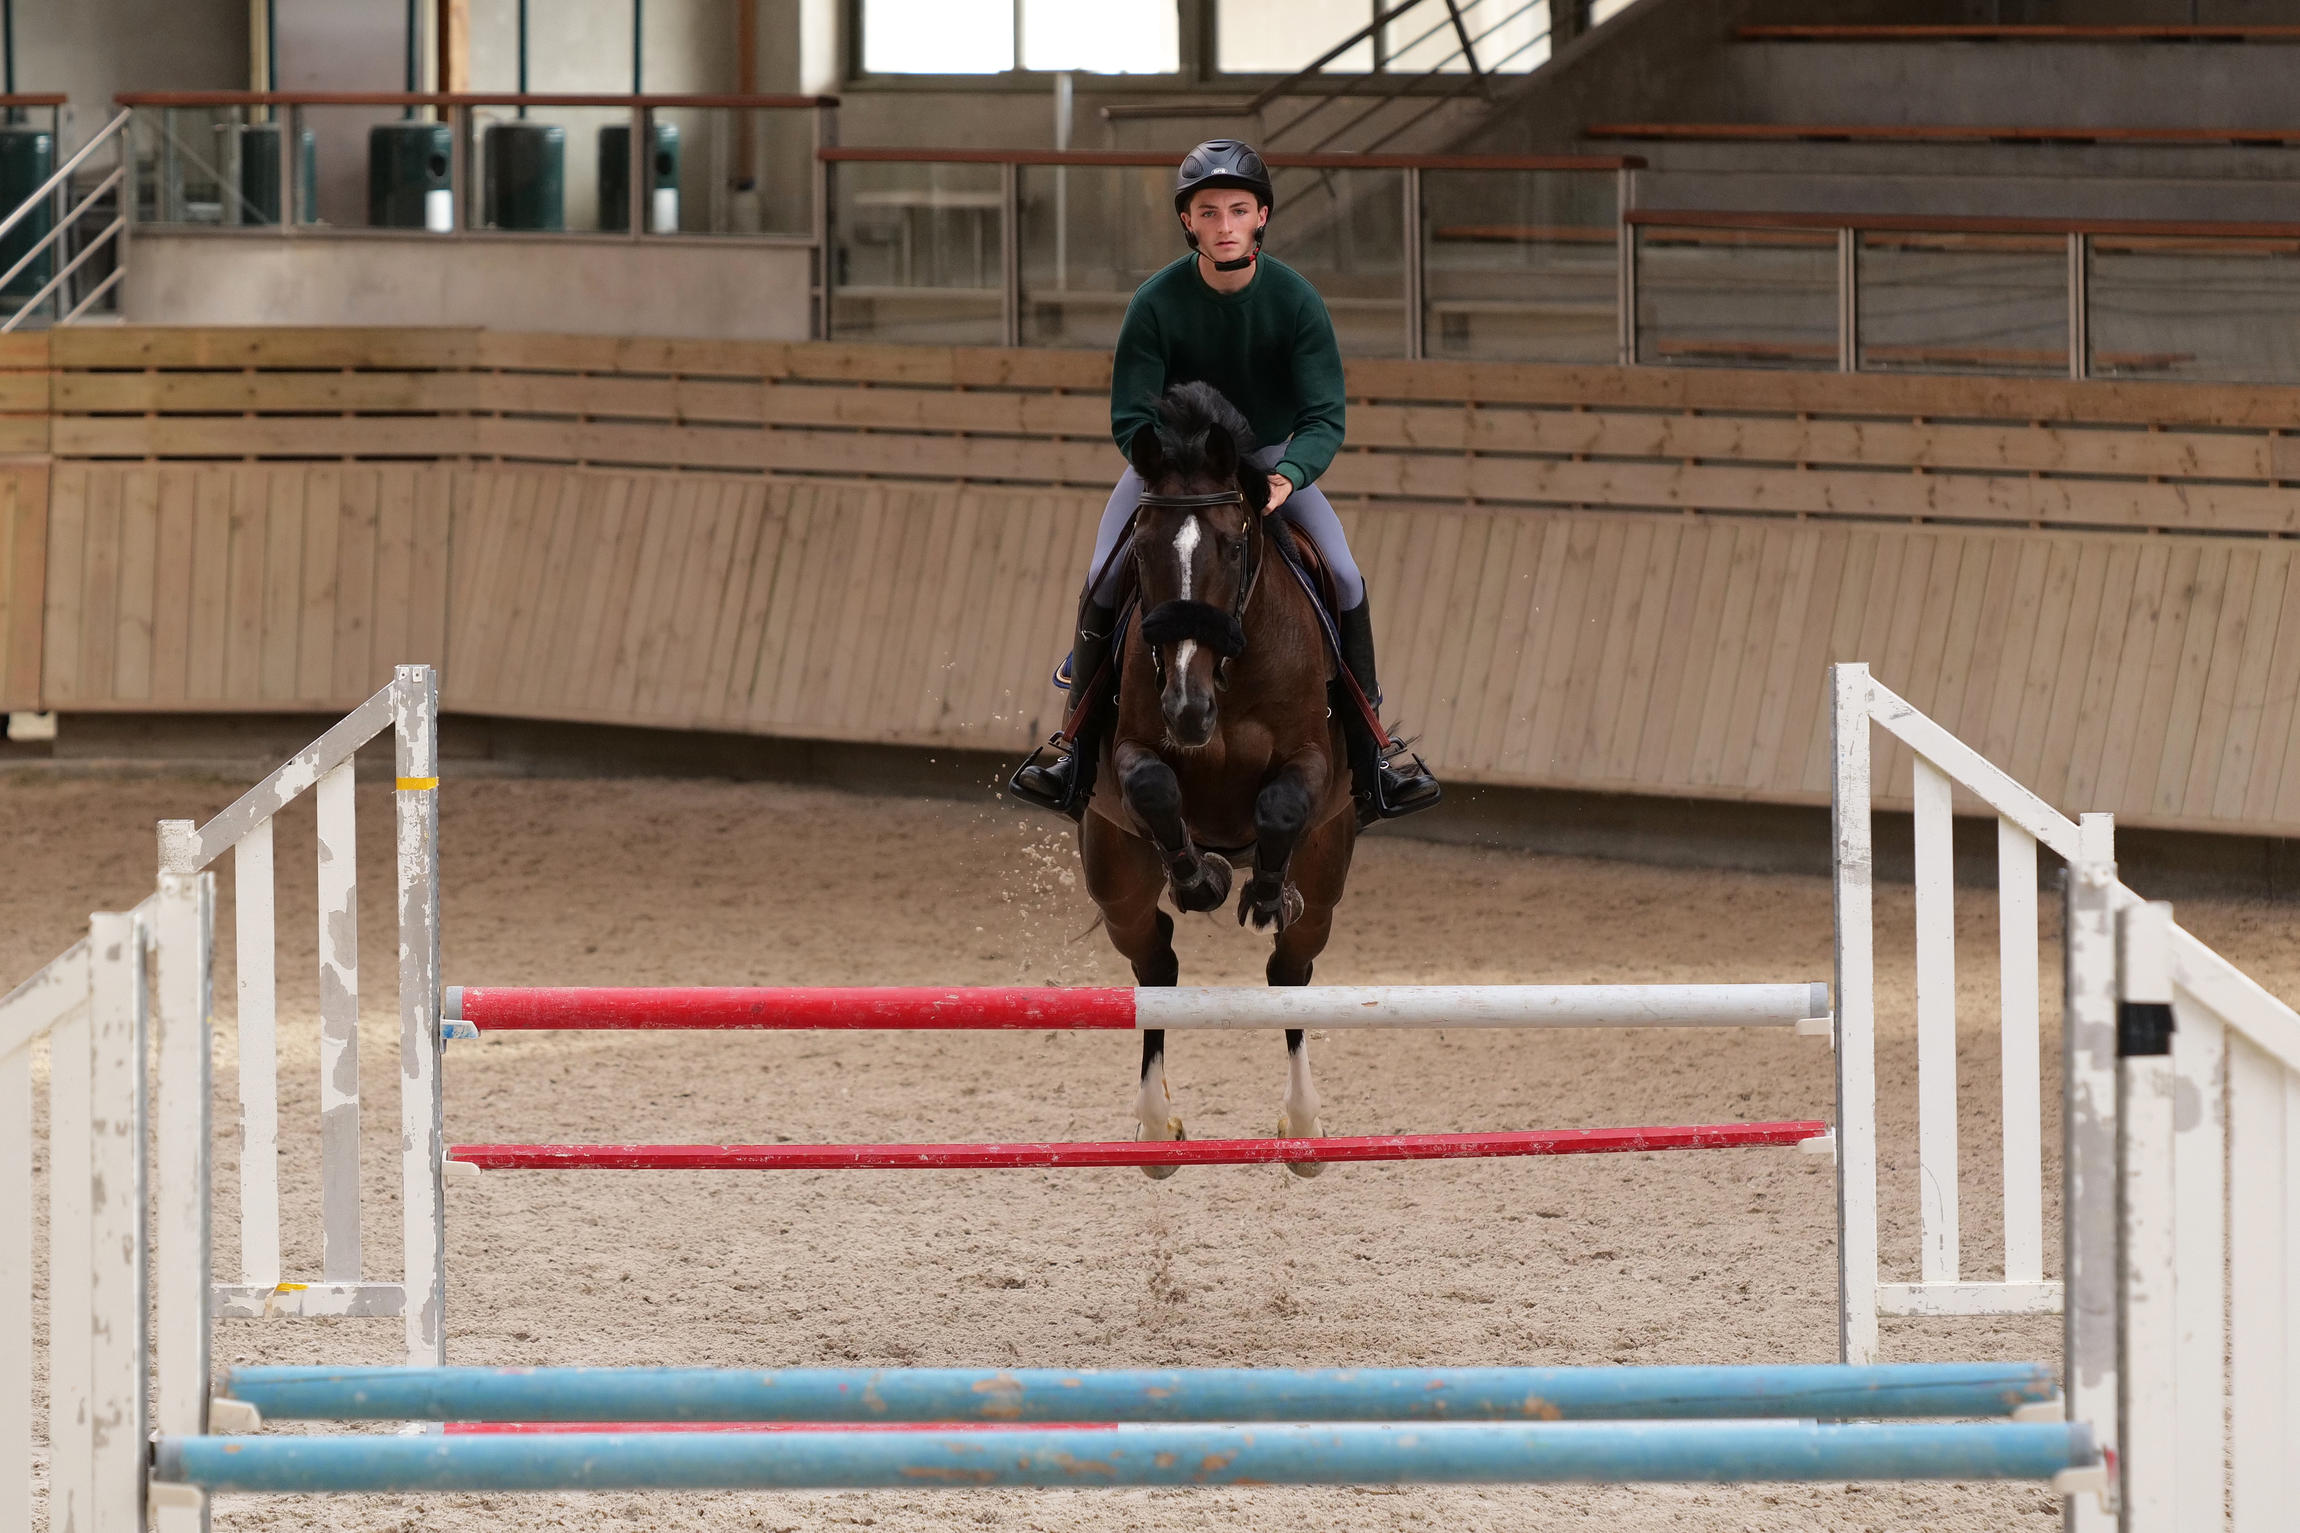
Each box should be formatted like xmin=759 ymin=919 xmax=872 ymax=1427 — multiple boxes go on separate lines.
xmin=1265 ymin=473 xmax=1293 ymax=513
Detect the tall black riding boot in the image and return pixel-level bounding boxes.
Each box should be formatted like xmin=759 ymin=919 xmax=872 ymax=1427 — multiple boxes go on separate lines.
xmin=1007 ymin=598 xmax=1119 ymax=819
xmin=1334 ymin=599 xmax=1441 ymax=823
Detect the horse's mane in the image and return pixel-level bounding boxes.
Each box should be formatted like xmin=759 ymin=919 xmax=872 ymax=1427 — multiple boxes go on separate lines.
xmin=1150 ymin=381 xmax=1258 ymax=481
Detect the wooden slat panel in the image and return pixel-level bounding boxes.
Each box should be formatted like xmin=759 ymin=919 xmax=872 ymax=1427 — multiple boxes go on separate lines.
xmin=1747 ymin=524 xmax=1840 ymax=794
xmin=49 ymin=326 xmax=475 ymax=371
xmin=1656 ymin=521 xmax=1738 ymax=788
xmin=331 ymin=468 xmax=380 ymax=700
xmin=2241 ymin=554 xmax=2300 ymax=823
xmin=851 ymin=486 xmax=938 ymax=739
xmin=1432 ymin=512 xmax=1524 ymax=773
xmin=38 ymin=464 xmax=85 ymax=703
xmin=76 ymin=467 xmax=123 ymax=705
xmin=183 ymin=468 xmax=231 ymax=700
xmin=2029 ymin=540 xmax=2114 ymax=810
xmin=1546 ymin=516 xmax=1629 ymax=784
xmin=2005 ymin=538 xmax=2084 ymax=798
xmin=2179 ymin=544 xmax=2262 ymax=818
xmin=295 ymin=465 xmax=342 ymax=703
xmin=2148 ymin=545 xmax=2227 ymax=817
xmin=145 ymin=468 xmax=195 ymax=707
xmin=368 ymin=467 xmax=416 ymax=685
xmin=899 ymin=486 xmax=978 ymax=737
xmin=111 ymin=468 xmax=159 ymax=703
xmin=1468 ymin=513 xmax=1550 ymax=776
xmin=0 ymin=465 xmax=47 ymax=708
xmin=2204 ymin=548 xmax=2286 ymax=822
xmin=257 ymin=469 xmax=305 ymax=703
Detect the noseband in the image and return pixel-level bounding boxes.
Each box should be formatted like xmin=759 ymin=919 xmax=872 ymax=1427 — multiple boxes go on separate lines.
xmin=1133 ymin=490 xmax=1263 ymax=690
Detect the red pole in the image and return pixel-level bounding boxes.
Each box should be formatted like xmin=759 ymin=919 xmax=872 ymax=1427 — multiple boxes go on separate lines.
xmin=448 ymin=1122 xmax=1830 ymax=1171
xmin=449 ymin=985 xmax=1138 ymax=1031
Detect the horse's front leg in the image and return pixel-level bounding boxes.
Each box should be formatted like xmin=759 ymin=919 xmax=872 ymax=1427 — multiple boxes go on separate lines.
xmin=1080 ymin=809 xmax=1187 ymax=1180
xmin=1238 ymin=749 xmax=1323 ymax=932
xmin=1115 ymin=740 xmax=1231 ymax=913
xmin=1268 ymin=798 xmax=1352 ymax=1179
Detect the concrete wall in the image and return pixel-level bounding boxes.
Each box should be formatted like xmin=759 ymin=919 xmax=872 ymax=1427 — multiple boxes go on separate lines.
xmin=120 ymin=231 xmax=813 ymax=338
xmin=14 ymin=0 xmax=245 ymax=148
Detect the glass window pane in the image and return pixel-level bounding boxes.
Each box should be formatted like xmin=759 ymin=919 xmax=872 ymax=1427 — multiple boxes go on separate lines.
xmin=863 ymin=0 xmax=1013 ymax=75
xmin=1856 ymin=232 xmax=2066 ymax=376
xmin=2089 ymin=237 xmax=2300 ymax=384
xmin=1023 ymin=0 xmax=1179 ymax=73
xmin=1422 ymin=168 xmax=1615 ymax=362
xmin=1220 ymin=0 xmax=1373 ymax=74
xmin=1634 ymin=224 xmax=1837 ymax=369
xmin=1388 ymin=0 xmax=1550 ymax=75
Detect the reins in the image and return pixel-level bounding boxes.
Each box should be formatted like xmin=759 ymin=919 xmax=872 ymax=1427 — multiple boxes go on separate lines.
xmin=1134 ymin=489 xmax=1264 ymax=690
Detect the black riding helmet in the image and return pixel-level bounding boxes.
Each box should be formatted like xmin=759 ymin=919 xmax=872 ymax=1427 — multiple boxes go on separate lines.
xmin=1174 ymin=139 xmax=1274 ymax=272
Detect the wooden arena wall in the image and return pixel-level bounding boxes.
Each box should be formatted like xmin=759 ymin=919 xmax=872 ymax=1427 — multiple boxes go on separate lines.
xmin=3 ymin=325 xmax=2299 ymax=838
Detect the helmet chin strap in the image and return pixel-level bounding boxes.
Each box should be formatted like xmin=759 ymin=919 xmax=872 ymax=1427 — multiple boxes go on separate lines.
xmin=1208 ymin=249 xmax=1257 ymax=273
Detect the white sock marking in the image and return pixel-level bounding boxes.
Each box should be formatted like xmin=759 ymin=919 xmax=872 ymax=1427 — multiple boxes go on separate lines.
xmin=1138 ymin=1053 xmax=1173 ymax=1138
xmin=1284 ymin=1040 xmax=1323 ymax=1135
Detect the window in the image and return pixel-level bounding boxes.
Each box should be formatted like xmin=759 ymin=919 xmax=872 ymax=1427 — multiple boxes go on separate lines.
xmin=1218 ymin=0 xmax=1550 ymax=78
xmin=1220 ymin=0 xmax=1373 ymax=74
xmin=1387 ymin=0 xmax=1550 ymax=75
xmin=860 ymin=0 xmax=1180 ymax=76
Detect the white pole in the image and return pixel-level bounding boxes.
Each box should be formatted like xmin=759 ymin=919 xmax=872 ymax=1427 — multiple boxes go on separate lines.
xmin=2116 ymin=898 xmax=2178 ymax=1530
xmin=1831 ymin=662 xmax=1879 ymax=1365
xmin=1913 ymin=755 xmax=1959 ymax=1285
xmin=396 ymin=665 xmax=447 ymax=1366
xmin=46 ymin=951 xmax=92 ymax=1530
xmin=316 ymin=760 xmax=361 ymax=1283
xmin=1998 ymin=817 xmax=2043 ymax=1288
xmin=2063 ymin=819 xmax=2119 ymax=1533
xmin=152 ymin=866 xmax=213 ymax=1533
xmin=235 ymin=820 xmax=279 ymax=1290
xmin=87 ymin=910 xmax=147 ymax=1532
xmin=0 ymin=1033 xmax=27 ymax=1530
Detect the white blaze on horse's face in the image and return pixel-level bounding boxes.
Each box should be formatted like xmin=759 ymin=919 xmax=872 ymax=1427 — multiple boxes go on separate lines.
xmin=1173 ymin=515 xmax=1201 ymax=601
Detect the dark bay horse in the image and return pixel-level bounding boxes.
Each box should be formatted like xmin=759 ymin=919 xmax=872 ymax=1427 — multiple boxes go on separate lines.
xmin=1080 ymin=382 xmax=1358 ymax=1179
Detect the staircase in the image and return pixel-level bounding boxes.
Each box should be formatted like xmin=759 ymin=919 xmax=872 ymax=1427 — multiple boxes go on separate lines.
xmin=1456 ymin=0 xmax=2300 ymax=222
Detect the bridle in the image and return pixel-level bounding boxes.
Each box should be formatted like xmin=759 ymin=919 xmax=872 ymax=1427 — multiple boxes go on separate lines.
xmin=1133 ymin=489 xmax=1264 ymax=691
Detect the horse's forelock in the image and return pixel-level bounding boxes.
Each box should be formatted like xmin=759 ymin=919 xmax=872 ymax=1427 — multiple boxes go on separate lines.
xmin=1151 ymin=383 xmax=1255 ymax=485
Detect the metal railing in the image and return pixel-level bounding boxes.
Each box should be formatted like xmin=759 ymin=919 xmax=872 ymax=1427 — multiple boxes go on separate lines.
xmin=1626 ymin=208 xmax=2300 ymax=384
xmin=820 ymin=146 xmax=1639 ymax=361
xmin=0 ymin=106 xmax=130 ymax=331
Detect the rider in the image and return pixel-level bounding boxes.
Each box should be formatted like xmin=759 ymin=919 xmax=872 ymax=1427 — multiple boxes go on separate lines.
xmin=1009 ymin=138 xmax=1440 ymax=823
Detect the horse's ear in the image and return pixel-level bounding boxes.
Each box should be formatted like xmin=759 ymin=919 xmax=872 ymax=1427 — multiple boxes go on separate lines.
xmin=1128 ymin=422 xmax=1166 ymax=481
xmin=1238 ymin=456 xmax=1271 ymax=514
xmin=1203 ymin=422 xmax=1239 ymax=482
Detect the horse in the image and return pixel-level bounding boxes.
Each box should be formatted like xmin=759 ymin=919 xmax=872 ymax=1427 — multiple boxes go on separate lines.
xmin=1078 ymin=381 xmax=1359 ymax=1180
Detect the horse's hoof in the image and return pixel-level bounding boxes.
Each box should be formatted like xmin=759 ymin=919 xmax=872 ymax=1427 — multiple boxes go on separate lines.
xmin=1170 ymin=857 xmax=1232 ymax=914
xmin=1277 ymin=1112 xmax=1326 ymax=1180
xmin=1138 ymin=1115 xmax=1186 ymax=1181
xmin=1238 ymin=881 xmax=1305 ymax=933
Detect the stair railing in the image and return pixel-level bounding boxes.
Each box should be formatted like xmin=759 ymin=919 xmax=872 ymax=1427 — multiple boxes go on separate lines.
xmin=0 ymin=106 xmax=131 ymax=331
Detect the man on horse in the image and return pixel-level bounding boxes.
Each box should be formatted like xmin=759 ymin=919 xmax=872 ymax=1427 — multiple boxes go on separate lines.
xmin=1008 ymin=138 xmax=1440 ymax=824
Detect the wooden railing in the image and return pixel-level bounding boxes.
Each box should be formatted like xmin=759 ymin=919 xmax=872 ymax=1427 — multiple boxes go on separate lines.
xmin=8 ymin=326 xmax=2300 ymax=840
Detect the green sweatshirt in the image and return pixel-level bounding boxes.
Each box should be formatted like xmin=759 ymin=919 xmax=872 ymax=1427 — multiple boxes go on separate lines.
xmin=1108 ymin=254 xmax=1347 ymax=491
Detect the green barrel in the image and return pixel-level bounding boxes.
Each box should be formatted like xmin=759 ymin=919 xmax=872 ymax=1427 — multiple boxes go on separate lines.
xmin=596 ymin=120 xmax=681 ymax=232
xmin=0 ymin=123 xmax=54 ymax=301
xmin=368 ymin=120 xmax=453 ymax=230
xmin=483 ymin=121 xmax=565 ymax=232
xmin=235 ymin=123 xmax=319 ymax=225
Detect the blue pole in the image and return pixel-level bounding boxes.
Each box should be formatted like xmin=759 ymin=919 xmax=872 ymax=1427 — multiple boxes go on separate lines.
xmin=155 ymin=1421 xmax=2096 ymax=1494
xmin=218 ymin=1363 xmax=2057 ymax=1425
